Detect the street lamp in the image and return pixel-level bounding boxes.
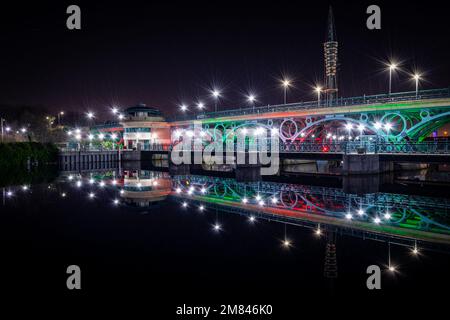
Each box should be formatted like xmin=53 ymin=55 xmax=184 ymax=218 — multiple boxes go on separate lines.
xmin=0 ymin=118 xmax=5 ymax=142
xmin=211 ymin=89 xmax=221 ymax=112
xmin=58 ymin=111 xmax=64 ymax=125
xmin=180 ymin=104 xmax=188 ymax=112
xmin=388 ymin=63 xmax=398 ymax=95
xmin=413 ymin=73 xmax=421 ymax=99
xmin=247 ymin=94 xmax=256 ymax=111
xmin=281 ymin=79 xmax=291 ymax=104
xmin=315 ymin=86 xmax=322 ymax=106
xmin=197 ymin=102 xmax=205 ymax=111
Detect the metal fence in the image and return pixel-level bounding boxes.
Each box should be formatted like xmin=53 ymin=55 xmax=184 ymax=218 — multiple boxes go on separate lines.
xmin=168 ymin=88 xmax=450 ymax=121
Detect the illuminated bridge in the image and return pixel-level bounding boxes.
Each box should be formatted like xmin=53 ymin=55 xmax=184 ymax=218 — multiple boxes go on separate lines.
xmin=164 ymin=88 xmax=450 ymax=172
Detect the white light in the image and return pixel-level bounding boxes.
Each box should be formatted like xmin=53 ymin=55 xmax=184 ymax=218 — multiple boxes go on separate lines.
xmin=213 ymin=224 xmax=221 ymax=231
xmin=118 ymin=114 xmax=125 ymax=120
xmin=99 ymin=181 xmax=105 ymax=188
xmin=89 ymin=192 xmax=95 ymax=199
xmin=112 ymin=180 xmax=117 ymax=185
xmin=199 ymin=205 xmax=205 ymax=211
xmin=136 ymin=182 xmax=142 ymax=188
xmin=175 ymin=187 xmax=182 ymax=193
xmin=345 ymin=123 xmax=353 ymax=131
xmin=247 ymin=94 xmax=256 ymax=103
xmin=20 ymin=128 xmax=27 ymax=133
xmin=282 ymin=239 xmax=291 ymax=248
xmin=111 ymin=134 xmax=117 ymax=140
xmin=374 ymin=217 xmax=381 ymax=224
xmin=241 ymin=128 xmax=248 ymax=135
xmin=300 ymin=132 xmax=305 ymax=137
xmin=358 ymin=124 xmax=365 ymax=132
xmin=86 ymin=112 xmax=95 ymax=119
xmin=6 ymin=191 xmax=13 ymax=197
xmin=113 ymin=199 xmax=119 ymax=205
xmin=200 ymin=187 xmax=206 ymax=194
xmin=332 ymin=135 xmax=337 ymax=140
xmin=271 ymin=197 xmax=278 ymax=204
xmin=22 ymin=185 xmax=28 ymax=191
xmin=374 ymin=122 xmax=382 ymax=129
xmin=89 ymin=178 xmax=95 ymax=184
xmin=326 ymin=133 xmax=331 ymax=138
xmin=152 ymin=180 xmax=158 ymax=186
xmin=389 ymin=63 xmax=397 ymax=71
xmin=254 ymin=127 xmax=264 ymax=136
xmin=76 ymin=181 xmax=82 ymax=188
xmin=271 ymin=128 xmax=278 ymax=135
xmin=186 ymin=130 xmax=194 ymax=137
xmin=68 ymin=175 xmax=74 ymax=181
xmin=258 ymin=200 xmax=264 ymax=206
xmin=242 ymin=197 xmax=248 ymax=204
xmin=384 ymin=123 xmax=393 ymax=131
xmin=315 ymin=86 xmax=322 ymax=93
xmin=67 ymin=130 xmax=73 ymax=136
xmin=98 ymin=133 xmax=105 ymax=140
xmin=212 ymin=90 xmax=221 ymax=98
xmin=180 ymin=104 xmax=188 ymax=112
xmin=282 ymin=79 xmax=291 ymax=88
xmin=75 ymin=129 xmax=81 ymax=134
xmin=88 ymin=134 xmax=94 ymax=140
xmin=249 ymin=216 xmax=256 ymax=222
xmin=255 ymin=194 xmax=261 ymax=201
xmin=182 ymin=202 xmax=188 ymax=208
xmin=412 ymin=247 xmax=419 ymax=255
xmin=197 ymin=102 xmax=205 ymax=110
xmin=413 ymin=73 xmax=421 ymax=81
xmin=61 ymin=193 xmax=66 ymax=197
xmin=199 ymin=131 xmax=206 ymax=137
xmin=389 ymin=266 xmax=396 ymax=272
xmin=120 ymin=190 xmax=124 ymax=195
xmin=75 ymin=134 xmax=82 ymax=140
xmin=316 ymin=228 xmax=322 ymax=235
xmin=345 ymin=213 xmax=352 ymax=220
xmin=357 ymin=209 xmax=364 ymax=216
xmin=111 ymin=107 xmax=118 ymax=114
xmin=384 ymin=212 xmax=391 ymax=220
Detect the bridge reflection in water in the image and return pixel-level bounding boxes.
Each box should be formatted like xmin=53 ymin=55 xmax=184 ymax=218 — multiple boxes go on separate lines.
xmin=57 ymin=166 xmax=450 ymax=249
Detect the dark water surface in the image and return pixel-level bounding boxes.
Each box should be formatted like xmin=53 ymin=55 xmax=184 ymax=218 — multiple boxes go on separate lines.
xmin=1 ymin=163 xmax=450 ymax=313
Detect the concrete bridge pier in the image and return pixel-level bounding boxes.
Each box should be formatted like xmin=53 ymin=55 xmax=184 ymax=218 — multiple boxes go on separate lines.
xmin=342 ymin=154 xmax=393 ymax=175
xmin=235 ymin=164 xmax=261 ymax=182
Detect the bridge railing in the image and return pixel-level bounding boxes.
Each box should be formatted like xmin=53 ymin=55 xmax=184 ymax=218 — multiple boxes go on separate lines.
xmin=168 ymin=88 xmax=450 ymax=121
xmin=279 ymin=141 xmax=450 ymax=154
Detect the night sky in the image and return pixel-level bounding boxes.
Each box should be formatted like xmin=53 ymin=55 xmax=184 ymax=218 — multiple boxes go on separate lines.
xmin=1 ymin=1 xmax=449 ymax=118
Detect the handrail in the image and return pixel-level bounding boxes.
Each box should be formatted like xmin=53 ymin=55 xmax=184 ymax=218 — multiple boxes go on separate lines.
xmin=168 ymin=88 xmax=450 ymax=122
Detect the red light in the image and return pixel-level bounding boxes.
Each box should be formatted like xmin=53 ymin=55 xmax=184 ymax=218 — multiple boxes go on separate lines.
xmin=322 ymin=146 xmax=329 ymax=152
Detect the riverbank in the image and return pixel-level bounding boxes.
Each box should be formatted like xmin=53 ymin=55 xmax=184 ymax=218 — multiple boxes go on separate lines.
xmin=0 ymin=142 xmax=58 ymax=168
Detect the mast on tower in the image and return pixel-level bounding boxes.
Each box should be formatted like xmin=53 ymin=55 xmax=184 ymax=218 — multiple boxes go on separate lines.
xmin=324 ymin=6 xmax=338 ymax=106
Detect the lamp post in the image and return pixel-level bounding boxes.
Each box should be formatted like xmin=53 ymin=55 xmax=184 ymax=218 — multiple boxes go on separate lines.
xmin=247 ymin=94 xmax=256 ymax=111
xmin=0 ymin=118 xmax=5 ymax=143
xmin=211 ymin=90 xmax=221 ymax=112
xmin=413 ymin=73 xmax=421 ymax=99
xmin=315 ymin=86 xmax=322 ymax=107
xmin=58 ymin=111 xmax=64 ymax=125
xmin=388 ymin=63 xmax=397 ymax=95
xmin=282 ymin=79 xmax=291 ymax=104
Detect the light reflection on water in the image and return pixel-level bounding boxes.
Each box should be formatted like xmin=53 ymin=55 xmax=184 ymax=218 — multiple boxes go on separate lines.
xmin=2 ymin=163 xmax=450 ymax=294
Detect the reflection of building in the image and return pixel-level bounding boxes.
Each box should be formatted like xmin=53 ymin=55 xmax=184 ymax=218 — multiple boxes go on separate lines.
xmin=120 ymin=104 xmax=171 ymax=150
xmin=121 ymin=170 xmax=172 ymax=207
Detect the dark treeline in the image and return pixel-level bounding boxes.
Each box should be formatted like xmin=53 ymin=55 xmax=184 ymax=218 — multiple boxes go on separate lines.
xmin=0 ymin=142 xmax=59 ymax=169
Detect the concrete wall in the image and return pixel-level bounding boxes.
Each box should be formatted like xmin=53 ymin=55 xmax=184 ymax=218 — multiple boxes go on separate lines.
xmin=342 ymin=154 xmax=393 ymax=175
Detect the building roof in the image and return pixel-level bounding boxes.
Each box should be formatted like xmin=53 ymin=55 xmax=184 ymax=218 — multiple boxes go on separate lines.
xmin=125 ymin=103 xmax=162 ymax=116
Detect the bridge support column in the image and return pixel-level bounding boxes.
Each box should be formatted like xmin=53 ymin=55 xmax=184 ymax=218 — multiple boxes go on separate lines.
xmin=342 ymin=154 xmax=393 ymax=175
xmin=235 ymin=164 xmax=261 ymax=182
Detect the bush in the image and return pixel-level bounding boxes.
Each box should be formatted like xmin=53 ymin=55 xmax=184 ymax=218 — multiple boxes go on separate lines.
xmin=0 ymin=142 xmax=58 ymax=169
